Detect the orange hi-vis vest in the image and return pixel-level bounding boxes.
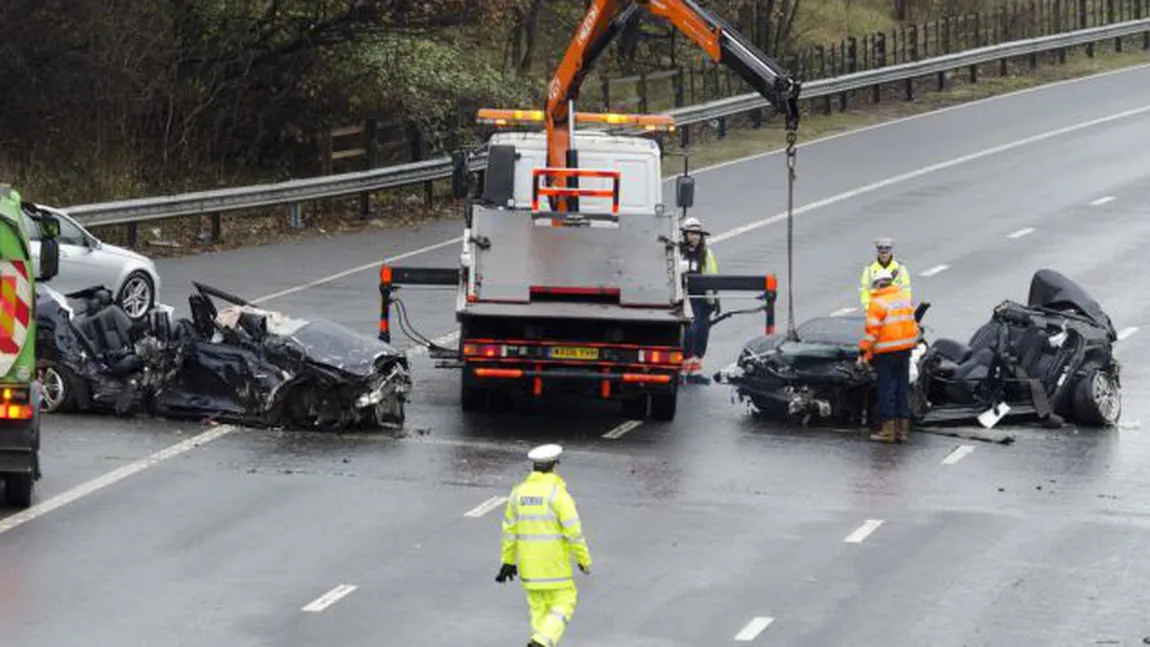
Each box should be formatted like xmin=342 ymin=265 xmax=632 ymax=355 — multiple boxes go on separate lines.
xmin=859 ymin=285 xmax=919 ymax=360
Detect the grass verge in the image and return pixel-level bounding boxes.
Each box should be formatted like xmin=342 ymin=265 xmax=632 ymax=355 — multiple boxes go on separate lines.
xmin=87 ymin=40 xmax=1149 ymax=260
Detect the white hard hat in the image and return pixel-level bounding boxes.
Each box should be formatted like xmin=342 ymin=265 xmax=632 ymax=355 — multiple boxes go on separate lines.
xmin=681 ymin=216 xmax=709 ymax=235
xmin=871 ymin=268 xmax=895 ymax=286
xmin=528 ymin=443 xmax=563 ymax=463
xmin=874 ymin=237 xmax=894 ymax=248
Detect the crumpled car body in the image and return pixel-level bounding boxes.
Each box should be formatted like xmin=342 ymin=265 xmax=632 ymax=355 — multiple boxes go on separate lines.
xmin=913 ymin=269 xmax=1121 ymax=428
xmin=35 ymin=281 xmax=411 ymax=431
xmin=716 ymin=313 xmax=900 ymax=426
xmin=717 ymin=269 xmax=1121 ymax=429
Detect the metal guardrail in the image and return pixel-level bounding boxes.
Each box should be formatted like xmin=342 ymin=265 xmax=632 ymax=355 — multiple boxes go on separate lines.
xmin=65 ymin=17 xmax=1150 ymax=228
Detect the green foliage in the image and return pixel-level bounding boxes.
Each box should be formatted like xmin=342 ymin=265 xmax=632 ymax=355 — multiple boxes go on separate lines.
xmin=352 ymin=34 xmax=539 ymax=154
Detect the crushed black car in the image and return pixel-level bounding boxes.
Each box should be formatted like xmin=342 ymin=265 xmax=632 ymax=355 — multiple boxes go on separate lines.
xmin=35 ymin=281 xmax=411 ymax=431
xmin=716 ymin=269 xmax=1122 ymax=429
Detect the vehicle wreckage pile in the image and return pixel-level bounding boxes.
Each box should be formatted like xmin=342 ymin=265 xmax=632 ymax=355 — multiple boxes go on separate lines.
xmin=717 ymin=270 xmax=1123 ymax=430
xmin=35 ymin=281 xmax=411 ymax=431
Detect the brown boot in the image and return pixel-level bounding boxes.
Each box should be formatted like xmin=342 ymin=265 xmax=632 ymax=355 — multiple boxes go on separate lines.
xmin=869 ymin=420 xmax=896 ymax=443
xmin=896 ymin=418 xmax=911 ymax=442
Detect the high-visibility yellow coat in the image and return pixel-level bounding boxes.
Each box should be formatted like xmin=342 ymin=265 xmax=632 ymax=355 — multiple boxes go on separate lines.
xmin=501 ymin=471 xmax=592 ymax=590
xmin=859 ymin=285 xmax=920 ymax=360
xmin=859 ymin=259 xmax=911 ymax=307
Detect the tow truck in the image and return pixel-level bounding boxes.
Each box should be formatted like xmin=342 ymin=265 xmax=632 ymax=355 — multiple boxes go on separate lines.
xmin=376 ymin=0 xmax=802 ymax=421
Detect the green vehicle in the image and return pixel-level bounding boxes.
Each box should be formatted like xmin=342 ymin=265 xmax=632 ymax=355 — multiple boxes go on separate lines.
xmin=0 ymin=184 xmax=60 ymax=508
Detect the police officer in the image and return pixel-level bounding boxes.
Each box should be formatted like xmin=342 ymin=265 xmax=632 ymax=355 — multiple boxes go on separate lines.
xmin=859 ymin=237 xmax=911 ymax=308
xmin=680 ymin=216 xmax=719 ymax=376
xmin=857 ymin=269 xmax=920 ymax=443
xmin=496 ymin=444 xmax=592 ymax=647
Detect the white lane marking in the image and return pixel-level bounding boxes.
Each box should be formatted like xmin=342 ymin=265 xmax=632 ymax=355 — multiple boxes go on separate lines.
xmin=1090 ymin=196 xmax=1115 ymax=206
xmin=708 ymin=104 xmax=1150 ymax=246
xmin=1006 ymin=227 xmax=1035 ymax=239
xmin=941 ymin=445 xmax=976 ymax=465
xmin=0 ymin=424 xmax=237 ymax=536
xmin=464 ymin=496 xmax=508 ymax=518
xmin=844 ymin=519 xmax=884 ymax=543
xmin=1117 ymin=326 xmax=1139 ymax=341
xmin=830 ymin=307 xmax=857 ymax=316
xmin=692 ymin=63 xmax=1150 ymax=176
xmin=603 ymin=420 xmax=643 ymax=439
xmin=251 ymin=238 xmax=462 ymax=304
xmin=302 ymin=584 xmax=358 ymax=612
xmin=734 ymin=617 xmax=775 ymax=641
xmin=920 ymin=264 xmax=949 ymax=277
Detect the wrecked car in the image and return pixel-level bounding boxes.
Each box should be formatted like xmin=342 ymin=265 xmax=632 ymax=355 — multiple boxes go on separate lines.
xmin=717 ymin=269 xmax=1121 ymax=429
xmin=35 ymin=281 xmax=411 ymax=431
xmin=913 ymin=269 xmax=1121 ymax=429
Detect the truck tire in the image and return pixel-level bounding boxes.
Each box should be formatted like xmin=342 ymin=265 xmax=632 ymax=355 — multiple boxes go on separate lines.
xmin=5 ymin=472 xmax=33 ymax=509
xmin=622 ymin=396 xmax=648 ymax=419
xmin=461 ymin=381 xmax=487 ymax=412
xmin=650 ymin=390 xmax=677 ymax=421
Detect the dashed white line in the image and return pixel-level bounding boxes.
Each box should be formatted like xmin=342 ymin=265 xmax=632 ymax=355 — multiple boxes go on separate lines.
xmin=920 ymin=264 xmax=949 ymax=277
xmin=844 ymin=519 xmax=885 ymax=543
xmin=0 ymin=424 xmax=237 ymax=536
xmin=1117 ymin=326 xmax=1139 ymax=341
xmin=1090 ymin=196 xmax=1115 ymax=206
xmin=464 ymin=496 xmax=508 ymax=518
xmin=707 ymin=104 xmax=1150 ymax=246
xmin=941 ymin=445 xmax=976 ymax=465
xmin=830 ymin=307 xmax=858 ymax=316
xmin=734 ymin=616 xmax=775 ymax=641
xmin=603 ymin=420 xmax=643 ymax=439
xmin=302 ymin=584 xmax=358 ymax=612
xmin=1006 ymin=227 xmax=1035 ymax=239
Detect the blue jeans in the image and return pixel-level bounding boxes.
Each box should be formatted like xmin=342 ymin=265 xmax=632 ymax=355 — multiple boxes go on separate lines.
xmin=873 ymin=350 xmax=911 ymax=423
xmin=684 ymin=298 xmax=712 ymax=358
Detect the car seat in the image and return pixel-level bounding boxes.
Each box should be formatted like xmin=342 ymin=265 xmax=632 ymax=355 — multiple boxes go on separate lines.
xmin=85 ymin=306 xmax=143 ymax=377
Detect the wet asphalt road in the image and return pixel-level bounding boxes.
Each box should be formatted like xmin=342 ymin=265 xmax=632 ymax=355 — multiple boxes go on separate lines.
xmin=3 ymin=63 xmax=1150 ymax=646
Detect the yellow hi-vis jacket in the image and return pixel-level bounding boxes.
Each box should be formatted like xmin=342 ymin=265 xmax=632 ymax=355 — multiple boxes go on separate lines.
xmin=501 ymin=471 xmax=592 ymax=590
xmin=859 ymin=259 xmax=911 ymax=307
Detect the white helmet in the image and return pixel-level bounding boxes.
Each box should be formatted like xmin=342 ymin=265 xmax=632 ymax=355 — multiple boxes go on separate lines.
xmin=681 ymin=216 xmax=709 ymax=235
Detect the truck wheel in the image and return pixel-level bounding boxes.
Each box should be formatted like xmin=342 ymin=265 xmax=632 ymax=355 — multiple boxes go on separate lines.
xmin=5 ymin=472 xmax=33 ymax=509
xmin=622 ymin=396 xmax=648 ymax=419
xmin=650 ymin=391 xmax=677 ymax=421
xmin=461 ymin=382 xmax=487 ymax=412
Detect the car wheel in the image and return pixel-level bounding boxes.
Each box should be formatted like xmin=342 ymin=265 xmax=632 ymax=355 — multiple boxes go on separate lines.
xmin=38 ymin=361 xmax=82 ymax=413
xmin=118 ymin=270 xmax=155 ymax=320
xmin=1072 ymin=364 xmax=1121 ymax=427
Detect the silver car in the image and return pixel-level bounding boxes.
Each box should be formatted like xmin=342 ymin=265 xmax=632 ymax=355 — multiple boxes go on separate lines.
xmin=21 ymin=203 xmax=160 ymax=321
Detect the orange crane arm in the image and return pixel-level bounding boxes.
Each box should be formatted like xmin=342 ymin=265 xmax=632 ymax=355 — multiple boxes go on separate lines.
xmin=544 ymin=0 xmax=802 ymax=173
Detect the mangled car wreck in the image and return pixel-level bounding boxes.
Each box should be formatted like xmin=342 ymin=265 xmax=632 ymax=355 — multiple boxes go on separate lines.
xmin=35 ymin=281 xmax=411 ymax=431
xmin=717 ymin=269 xmax=1122 ymax=430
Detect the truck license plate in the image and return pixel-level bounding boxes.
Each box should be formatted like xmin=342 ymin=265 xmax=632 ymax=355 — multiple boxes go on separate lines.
xmin=550 ymin=346 xmax=599 ymax=360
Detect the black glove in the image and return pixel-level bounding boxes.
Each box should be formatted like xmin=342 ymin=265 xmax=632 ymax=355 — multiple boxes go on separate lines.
xmin=495 ymin=563 xmax=517 ymax=583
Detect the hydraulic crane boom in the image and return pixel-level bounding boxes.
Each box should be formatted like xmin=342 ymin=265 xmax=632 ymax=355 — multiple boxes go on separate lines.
xmin=545 ymin=0 xmax=802 ymax=180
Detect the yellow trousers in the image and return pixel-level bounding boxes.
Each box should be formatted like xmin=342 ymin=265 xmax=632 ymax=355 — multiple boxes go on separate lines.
xmin=525 ymin=586 xmax=578 ymax=647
